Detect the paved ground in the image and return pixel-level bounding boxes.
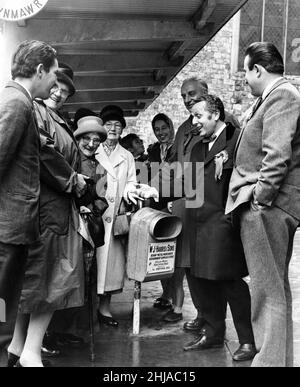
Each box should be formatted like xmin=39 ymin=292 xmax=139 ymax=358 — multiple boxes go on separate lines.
xmin=48 ymin=230 xmax=300 ymax=367
xmin=2 ymin=230 xmax=300 ymax=368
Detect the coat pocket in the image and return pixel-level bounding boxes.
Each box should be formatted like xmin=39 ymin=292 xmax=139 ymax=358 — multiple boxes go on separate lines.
xmin=40 ymin=196 xmax=70 ymax=235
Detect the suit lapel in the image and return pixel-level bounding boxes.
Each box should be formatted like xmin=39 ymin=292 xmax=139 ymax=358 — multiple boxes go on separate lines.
xmin=205 ymin=128 xmax=226 ymax=165
xmin=233 ymin=78 xmax=288 ymax=160
xmin=95 ymin=144 xmax=117 ymax=179
xmin=48 ymin=108 xmax=77 ymax=144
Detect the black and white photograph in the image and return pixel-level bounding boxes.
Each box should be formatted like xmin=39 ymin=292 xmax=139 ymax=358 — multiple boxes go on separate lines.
xmin=0 ymin=0 xmax=300 ymax=370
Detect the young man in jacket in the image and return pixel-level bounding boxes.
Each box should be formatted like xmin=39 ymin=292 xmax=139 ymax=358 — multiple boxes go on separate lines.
xmin=0 ymin=40 xmax=58 ymax=350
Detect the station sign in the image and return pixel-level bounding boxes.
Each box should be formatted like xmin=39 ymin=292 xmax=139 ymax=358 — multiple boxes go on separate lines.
xmin=0 ymin=0 xmax=49 ymax=21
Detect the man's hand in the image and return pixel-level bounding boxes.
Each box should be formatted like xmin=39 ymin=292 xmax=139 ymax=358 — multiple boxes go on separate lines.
xmin=75 ymin=173 xmax=88 ymax=198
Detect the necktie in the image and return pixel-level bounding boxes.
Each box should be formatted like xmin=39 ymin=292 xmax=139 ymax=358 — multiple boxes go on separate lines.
xmin=202 ymin=134 xmax=217 ymax=158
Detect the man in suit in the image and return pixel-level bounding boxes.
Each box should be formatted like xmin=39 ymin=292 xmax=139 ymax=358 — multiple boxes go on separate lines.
xmin=180 ymin=95 xmax=255 ymax=360
xmin=0 ymin=40 xmax=58 ymax=349
xmin=226 ymin=42 xmax=300 ymax=367
xmin=169 ymin=76 xmax=241 ymax=332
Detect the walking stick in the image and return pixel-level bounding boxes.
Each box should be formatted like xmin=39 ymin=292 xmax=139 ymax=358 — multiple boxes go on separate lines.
xmin=88 ymin=273 xmax=96 ymax=362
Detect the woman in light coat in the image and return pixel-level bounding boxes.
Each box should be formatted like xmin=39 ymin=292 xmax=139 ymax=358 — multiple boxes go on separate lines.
xmin=95 ymin=105 xmax=137 ymax=327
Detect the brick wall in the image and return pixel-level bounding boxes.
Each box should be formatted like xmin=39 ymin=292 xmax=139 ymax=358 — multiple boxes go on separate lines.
xmin=124 ymin=18 xmax=300 ymax=147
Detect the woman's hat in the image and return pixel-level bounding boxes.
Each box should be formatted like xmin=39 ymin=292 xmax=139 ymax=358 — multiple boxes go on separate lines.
xmin=73 ymin=107 xmax=98 ymax=129
xmin=57 ymin=62 xmax=76 ymax=97
xmin=99 ymin=105 xmax=126 ymax=129
xmin=74 ymin=116 xmax=107 ymax=142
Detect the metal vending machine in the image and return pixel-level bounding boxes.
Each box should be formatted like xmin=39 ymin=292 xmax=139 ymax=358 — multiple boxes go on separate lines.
xmin=127 ymin=207 xmax=182 ymax=334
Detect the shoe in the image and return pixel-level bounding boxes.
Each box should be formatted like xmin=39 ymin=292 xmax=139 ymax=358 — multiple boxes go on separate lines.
xmin=55 ymin=333 xmax=85 ymax=347
xmin=7 ymin=352 xmax=20 ymax=368
xmin=232 ymin=343 xmax=257 ymax=362
xmin=97 ymin=311 xmax=119 ymax=327
xmin=183 ymin=334 xmax=224 ymax=351
xmin=163 ymin=310 xmax=183 ymax=323
xmin=153 ymin=298 xmax=172 ymax=310
xmin=14 ymin=360 xmax=22 ymax=368
xmin=42 ymin=332 xmax=61 ymax=357
xmin=183 ymin=318 xmax=206 ymax=332
xmin=41 ymin=344 xmax=61 ymax=357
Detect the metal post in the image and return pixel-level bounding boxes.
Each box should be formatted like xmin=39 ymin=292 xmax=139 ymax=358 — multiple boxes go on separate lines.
xmin=88 ymin=276 xmax=95 ymax=362
xmin=133 ymin=281 xmax=141 ymax=335
xmin=132 ymin=199 xmax=143 ymax=335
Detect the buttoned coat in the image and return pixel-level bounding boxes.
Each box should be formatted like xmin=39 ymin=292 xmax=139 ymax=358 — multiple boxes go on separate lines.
xmin=95 ymin=143 xmax=136 ymax=294
xmin=0 ymin=81 xmax=40 ymax=245
xmin=170 ymin=111 xmax=240 ymax=267
xmin=226 ymin=79 xmax=300 ymax=219
xmin=188 ymin=124 xmax=248 ymax=280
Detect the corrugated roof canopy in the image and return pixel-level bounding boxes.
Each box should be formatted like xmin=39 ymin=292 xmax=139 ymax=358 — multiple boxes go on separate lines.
xmin=5 ymin=0 xmax=248 ymax=117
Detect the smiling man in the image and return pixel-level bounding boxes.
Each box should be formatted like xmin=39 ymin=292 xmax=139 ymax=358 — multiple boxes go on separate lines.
xmin=226 ymin=42 xmax=300 ymax=367
xmin=181 ymin=96 xmax=255 ymax=361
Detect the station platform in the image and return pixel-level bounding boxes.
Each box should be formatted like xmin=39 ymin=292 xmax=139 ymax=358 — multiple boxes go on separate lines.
xmin=1 ymin=231 xmax=300 ymax=368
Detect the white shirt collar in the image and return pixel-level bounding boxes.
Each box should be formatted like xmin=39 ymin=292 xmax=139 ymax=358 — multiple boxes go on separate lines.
xmin=209 ymin=122 xmax=226 ymax=150
xmin=262 ymin=77 xmax=283 ymax=100
xmin=14 ymin=80 xmax=32 ymax=99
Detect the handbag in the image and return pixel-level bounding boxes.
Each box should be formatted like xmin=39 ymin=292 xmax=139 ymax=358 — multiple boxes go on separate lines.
xmin=113 ymin=200 xmax=136 ymax=237
xmin=86 ymin=207 xmax=105 ymax=248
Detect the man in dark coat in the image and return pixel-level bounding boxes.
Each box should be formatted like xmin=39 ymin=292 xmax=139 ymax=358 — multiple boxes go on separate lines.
xmin=169 ymin=76 xmax=241 ymax=333
xmin=181 ymin=95 xmax=256 ymax=361
xmin=0 ymin=40 xmax=58 ymax=349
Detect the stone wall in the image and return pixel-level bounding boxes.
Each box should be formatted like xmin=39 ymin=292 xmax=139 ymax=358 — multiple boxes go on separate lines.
xmin=124 ymin=18 xmax=300 ymax=147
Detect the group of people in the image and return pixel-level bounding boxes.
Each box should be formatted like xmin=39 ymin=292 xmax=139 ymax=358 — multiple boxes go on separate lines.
xmin=0 ymin=38 xmax=300 ymax=368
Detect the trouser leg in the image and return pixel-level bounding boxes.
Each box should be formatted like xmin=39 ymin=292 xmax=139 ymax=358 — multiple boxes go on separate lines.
xmin=0 ymin=243 xmax=28 ymax=349
xmin=193 ymin=278 xmax=226 ymax=339
xmin=222 ymin=278 xmax=254 ymax=345
xmin=240 ymin=205 xmax=298 ymax=367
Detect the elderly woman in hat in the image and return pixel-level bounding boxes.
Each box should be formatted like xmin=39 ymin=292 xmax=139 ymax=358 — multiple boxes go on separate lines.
xmin=95 ymin=105 xmax=139 ymax=327
xmin=74 ymin=113 xmax=108 ymax=223
xmin=7 ymin=64 xmax=88 ymax=367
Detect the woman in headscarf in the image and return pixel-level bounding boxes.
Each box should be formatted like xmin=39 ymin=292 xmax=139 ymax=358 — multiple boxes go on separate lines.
xmin=148 ymin=113 xmax=175 ymax=164
xmin=148 ymin=113 xmax=185 ymax=323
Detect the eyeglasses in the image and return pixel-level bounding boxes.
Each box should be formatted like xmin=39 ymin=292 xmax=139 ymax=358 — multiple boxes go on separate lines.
xmin=51 ymin=85 xmax=70 ymax=98
xmin=81 ymin=136 xmax=101 ymax=146
xmin=104 ymin=122 xmax=123 ymax=131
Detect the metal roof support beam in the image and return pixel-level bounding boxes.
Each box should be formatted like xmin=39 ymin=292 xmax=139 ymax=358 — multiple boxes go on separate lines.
xmin=59 ymin=53 xmax=184 ymax=72
xmin=64 ymin=102 xmax=146 ymax=112
xmin=74 ymin=75 xmax=166 ymax=90
xmin=7 ymin=19 xmax=204 ymax=43
xmin=70 ymin=90 xmax=155 ymax=103
xmin=192 ymin=0 xmax=217 ymax=31
xmin=167 ymin=41 xmax=192 ymax=61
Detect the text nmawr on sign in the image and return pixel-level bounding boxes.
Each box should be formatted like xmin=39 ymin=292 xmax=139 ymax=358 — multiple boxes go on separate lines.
xmin=0 ymin=0 xmax=49 ymax=22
